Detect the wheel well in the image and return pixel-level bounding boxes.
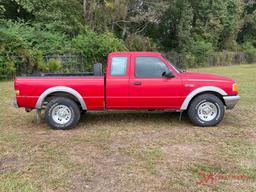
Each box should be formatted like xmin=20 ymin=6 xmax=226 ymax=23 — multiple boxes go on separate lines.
xmin=187 ymin=91 xmax=225 ymax=110
xmin=44 ymin=92 xmax=82 ymax=109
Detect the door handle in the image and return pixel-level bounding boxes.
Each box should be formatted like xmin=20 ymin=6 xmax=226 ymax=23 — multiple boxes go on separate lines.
xmin=133 ymin=81 xmax=142 ymax=86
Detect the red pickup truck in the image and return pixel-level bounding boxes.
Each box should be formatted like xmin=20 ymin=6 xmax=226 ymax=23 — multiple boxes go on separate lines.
xmin=14 ymin=52 xmax=240 ymax=129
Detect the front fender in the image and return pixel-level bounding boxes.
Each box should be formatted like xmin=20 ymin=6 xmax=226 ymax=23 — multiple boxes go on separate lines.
xmin=180 ymin=86 xmax=227 ymax=110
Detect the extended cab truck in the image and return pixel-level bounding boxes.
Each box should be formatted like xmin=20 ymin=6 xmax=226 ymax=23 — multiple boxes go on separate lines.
xmin=14 ymin=52 xmax=240 ymax=129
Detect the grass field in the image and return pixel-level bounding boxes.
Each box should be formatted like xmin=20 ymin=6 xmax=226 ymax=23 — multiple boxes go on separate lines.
xmin=0 ymin=64 xmax=256 ymax=192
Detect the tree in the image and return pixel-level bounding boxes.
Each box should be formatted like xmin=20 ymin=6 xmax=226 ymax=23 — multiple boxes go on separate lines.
xmin=157 ymin=0 xmax=247 ymax=51
xmin=237 ymin=0 xmax=256 ymax=45
xmin=81 ymin=0 xmax=168 ymax=39
xmin=0 ymin=0 xmax=84 ymax=37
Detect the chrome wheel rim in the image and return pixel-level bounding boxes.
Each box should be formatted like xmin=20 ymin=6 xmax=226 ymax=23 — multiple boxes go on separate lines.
xmin=52 ymin=105 xmax=72 ymax=124
xmin=197 ymin=102 xmax=218 ymax=122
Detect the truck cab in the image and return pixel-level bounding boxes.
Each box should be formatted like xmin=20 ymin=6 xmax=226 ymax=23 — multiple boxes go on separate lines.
xmin=106 ymin=52 xmax=183 ymax=110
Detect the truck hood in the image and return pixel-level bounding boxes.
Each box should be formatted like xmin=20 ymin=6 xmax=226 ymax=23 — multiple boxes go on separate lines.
xmin=180 ymin=71 xmax=234 ymax=83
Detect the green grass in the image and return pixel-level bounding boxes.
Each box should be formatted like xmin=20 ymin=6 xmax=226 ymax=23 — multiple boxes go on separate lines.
xmin=0 ymin=64 xmax=256 ymax=191
xmin=0 ymin=172 xmax=36 ymax=192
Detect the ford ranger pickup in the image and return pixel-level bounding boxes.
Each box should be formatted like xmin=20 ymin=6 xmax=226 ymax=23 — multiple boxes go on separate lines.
xmin=14 ymin=52 xmax=240 ymax=129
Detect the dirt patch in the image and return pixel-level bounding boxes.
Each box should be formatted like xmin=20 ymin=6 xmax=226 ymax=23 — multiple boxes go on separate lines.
xmin=161 ymin=144 xmax=213 ymax=167
xmin=247 ymin=130 xmax=256 ymax=145
xmin=68 ymin=144 xmax=134 ymax=192
xmin=110 ymin=127 xmax=196 ymax=151
xmin=0 ymin=154 xmax=25 ymax=174
xmin=241 ymin=159 xmax=256 ymax=168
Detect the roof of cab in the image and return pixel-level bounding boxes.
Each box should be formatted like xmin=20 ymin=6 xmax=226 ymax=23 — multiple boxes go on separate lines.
xmin=109 ymin=52 xmax=161 ymax=57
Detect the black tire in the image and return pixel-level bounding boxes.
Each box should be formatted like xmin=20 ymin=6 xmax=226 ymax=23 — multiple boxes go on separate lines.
xmin=188 ymin=94 xmax=224 ymax=127
xmin=45 ymin=97 xmax=80 ymax=130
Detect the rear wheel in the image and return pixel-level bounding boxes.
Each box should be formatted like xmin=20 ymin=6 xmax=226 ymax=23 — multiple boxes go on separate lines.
xmin=188 ymin=94 xmax=224 ymax=127
xmin=45 ymin=97 xmax=80 ymax=130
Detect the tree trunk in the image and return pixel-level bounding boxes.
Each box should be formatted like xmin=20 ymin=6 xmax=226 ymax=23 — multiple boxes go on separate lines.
xmin=121 ymin=25 xmax=127 ymax=39
xmin=83 ymin=0 xmax=87 ymax=23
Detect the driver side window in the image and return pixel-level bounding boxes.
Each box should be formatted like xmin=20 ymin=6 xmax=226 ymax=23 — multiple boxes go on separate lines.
xmin=135 ymin=57 xmax=170 ymax=78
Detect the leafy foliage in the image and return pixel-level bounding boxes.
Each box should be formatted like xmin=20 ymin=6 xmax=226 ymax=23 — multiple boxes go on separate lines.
xmin=72 ymin=26 xmax=127 ymax=67
xmin=184 ymin=39 xmax=214 ymax=67
xmin=242 ymin=42 xmax=256 ymax=63
xmin=125 ymin=34 xmax=159 ymax=51
xmin=41 ymin=59 xmax=62 ymax=72
xmin=0 ymin=19 xmax=72 ymax=76
xmin=0 ymin=0 xmax=256 ymax=77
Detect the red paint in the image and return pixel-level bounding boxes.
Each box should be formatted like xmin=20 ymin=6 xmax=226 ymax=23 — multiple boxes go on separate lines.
xmin=14 ymin=52 xmax=238 ymax=110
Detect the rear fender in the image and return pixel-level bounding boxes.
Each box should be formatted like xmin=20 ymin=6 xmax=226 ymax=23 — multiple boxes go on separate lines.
xmin=35 ymin=86 xmax=87 ymax=110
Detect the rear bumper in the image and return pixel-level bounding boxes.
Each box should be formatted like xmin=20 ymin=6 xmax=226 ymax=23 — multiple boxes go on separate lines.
xmin=223 ymin=95 xmax=240 ymax=110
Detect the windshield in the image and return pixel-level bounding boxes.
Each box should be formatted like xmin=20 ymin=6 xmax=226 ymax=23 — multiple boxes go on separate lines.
xmin=161 ymin=55 xmax=185 ymax=73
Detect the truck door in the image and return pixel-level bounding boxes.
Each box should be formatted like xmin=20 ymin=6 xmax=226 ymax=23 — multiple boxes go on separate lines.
xmin=106 ymin=54 xmax=130 ymax=109
xmin=129 ymin=54 xmax=183 ymax=109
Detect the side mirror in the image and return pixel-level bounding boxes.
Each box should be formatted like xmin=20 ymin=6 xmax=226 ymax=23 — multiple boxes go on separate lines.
xmin=162 ymin=71 xmax=175 ymax=78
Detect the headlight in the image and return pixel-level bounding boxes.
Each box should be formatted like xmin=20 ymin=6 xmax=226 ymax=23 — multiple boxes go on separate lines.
xmin=232 ymin=83 xmax=239 ymax=94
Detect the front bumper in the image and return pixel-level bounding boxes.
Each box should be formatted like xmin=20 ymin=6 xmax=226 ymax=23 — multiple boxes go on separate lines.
xmin=223 ymin=95 xmax=240 ymax=110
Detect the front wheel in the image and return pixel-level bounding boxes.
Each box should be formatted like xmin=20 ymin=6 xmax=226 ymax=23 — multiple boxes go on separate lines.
xmin=188 ymin=94 xmax=225 ymax=127
xmin=45 ymin=97 xmax=80 ymax=130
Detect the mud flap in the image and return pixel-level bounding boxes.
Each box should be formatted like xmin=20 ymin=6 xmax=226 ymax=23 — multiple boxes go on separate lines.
xmin=36 ymin=109 xmax=41 ymax=124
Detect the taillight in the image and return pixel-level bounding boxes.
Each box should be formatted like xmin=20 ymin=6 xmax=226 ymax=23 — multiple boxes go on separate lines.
xmin=15 ymin=90 xmax=20 ymax=96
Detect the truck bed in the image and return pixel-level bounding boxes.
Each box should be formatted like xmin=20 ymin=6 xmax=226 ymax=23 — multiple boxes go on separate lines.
xmin=15 ymin=76 xmax=105 ymax=110
xmin=39 ymin=72 xmax=95 ymax=77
